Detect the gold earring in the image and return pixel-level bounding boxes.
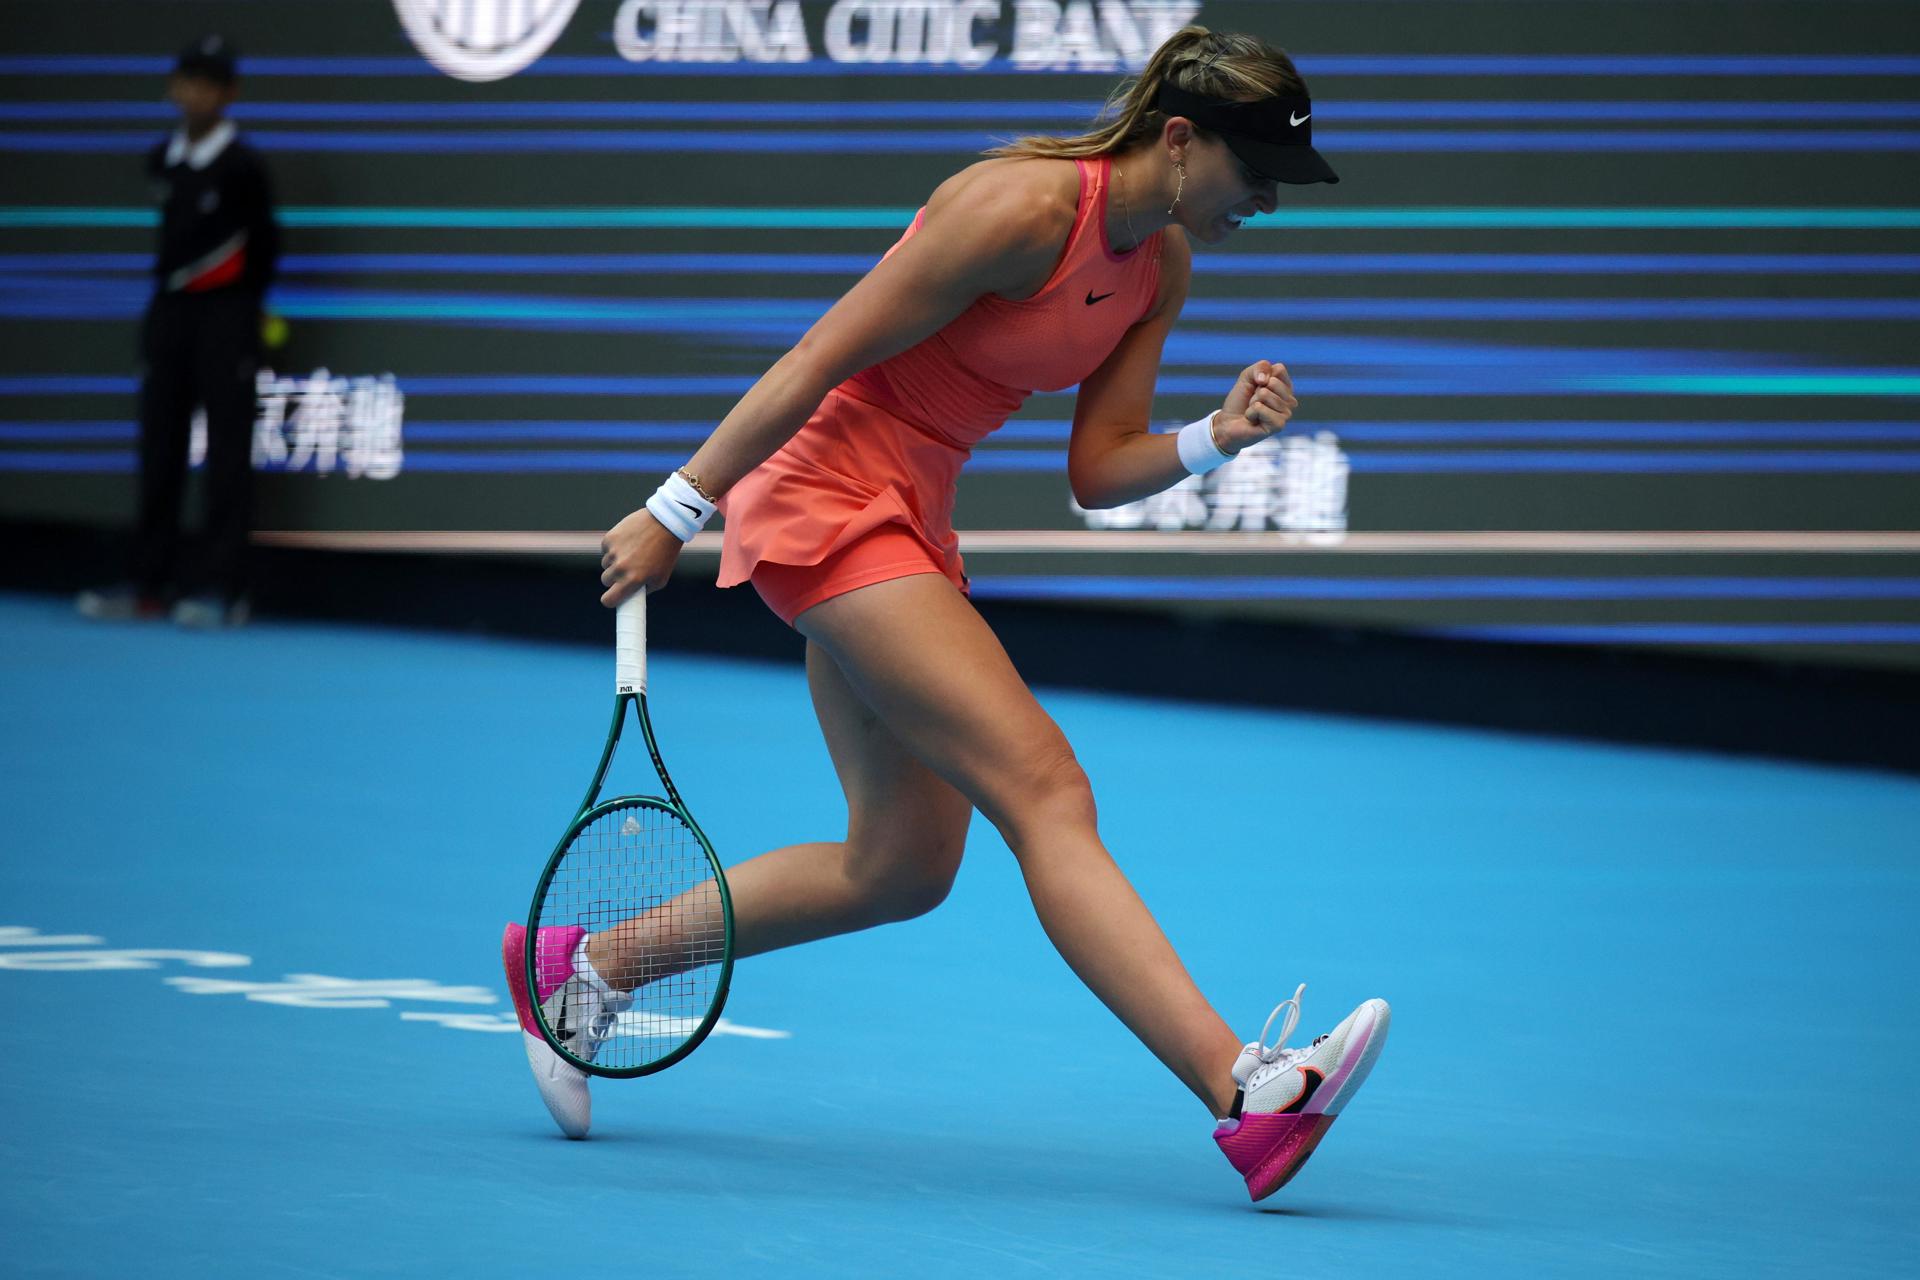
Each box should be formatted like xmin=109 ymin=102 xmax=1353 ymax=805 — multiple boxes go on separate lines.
xmin=1167 ymin=162 xmax=1185 ymax=216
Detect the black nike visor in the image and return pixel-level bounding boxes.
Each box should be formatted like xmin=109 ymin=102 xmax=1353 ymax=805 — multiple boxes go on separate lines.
xmin=1156 ymin=83 xmax=1339 ymax=186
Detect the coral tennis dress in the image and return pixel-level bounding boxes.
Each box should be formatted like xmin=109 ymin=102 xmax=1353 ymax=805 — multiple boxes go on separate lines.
xmin=718 ymin=155 xmax=1165 ymax=626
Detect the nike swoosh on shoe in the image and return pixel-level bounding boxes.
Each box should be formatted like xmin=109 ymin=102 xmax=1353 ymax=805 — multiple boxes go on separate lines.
xmin=1278 ymin=1066 xmax=1324 ymax=1114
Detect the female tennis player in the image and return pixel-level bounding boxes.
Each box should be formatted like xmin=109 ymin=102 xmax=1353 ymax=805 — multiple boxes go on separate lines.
xmin=508 ymin=24 xmax=1390 ymax=1201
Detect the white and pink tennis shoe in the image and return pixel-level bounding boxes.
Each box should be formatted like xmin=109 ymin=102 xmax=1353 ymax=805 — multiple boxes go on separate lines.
xmin=501 ymin=922 xmax=631 ymax=1139
xmin=1213 ymin=984 xmax=1391 ymax=1200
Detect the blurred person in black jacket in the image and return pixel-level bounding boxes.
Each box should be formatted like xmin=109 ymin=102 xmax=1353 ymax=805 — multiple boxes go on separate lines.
xmin=79 ymin=35 xmax=279 ymax=628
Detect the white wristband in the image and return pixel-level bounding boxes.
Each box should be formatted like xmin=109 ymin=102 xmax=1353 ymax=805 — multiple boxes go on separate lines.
xmin=1176 ymin=412 xmax=1233 ymax=475
xmin=644 ymin=471 xmax=717 ymax=543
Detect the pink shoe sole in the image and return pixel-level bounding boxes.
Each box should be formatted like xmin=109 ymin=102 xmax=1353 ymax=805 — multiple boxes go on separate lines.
xmin=1213 ymin=1112 xmax=1337 ymax=1201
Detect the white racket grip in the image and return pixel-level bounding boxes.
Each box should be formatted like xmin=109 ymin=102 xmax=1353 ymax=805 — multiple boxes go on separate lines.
xmin=616 ymin=590 xmax=647 ymax=695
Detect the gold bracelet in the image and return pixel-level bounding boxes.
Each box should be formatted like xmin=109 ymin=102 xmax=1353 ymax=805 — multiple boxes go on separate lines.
xmin=676 ymin=467 xmax=718 ymax=504
xmin=1207 ymin=411 xmax=1231 ymax=457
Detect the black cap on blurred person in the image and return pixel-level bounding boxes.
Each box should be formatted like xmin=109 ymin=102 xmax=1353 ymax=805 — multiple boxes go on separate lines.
xmin=174 ymin=35 xmax=238 ymax=85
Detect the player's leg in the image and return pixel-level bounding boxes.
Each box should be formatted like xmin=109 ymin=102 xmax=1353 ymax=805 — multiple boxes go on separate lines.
xmin=800 ymin=574 xmax=1392 ymax=1194
xmin=584 ymin=635 xmax=974 ymax=985
xmin=795 ymin=573 xmax=1245 ymax=1117
xmin=736 ymin=636 xmax=975 ymax=947
xmin=507 ymin=629 xmax=973 ymax=1140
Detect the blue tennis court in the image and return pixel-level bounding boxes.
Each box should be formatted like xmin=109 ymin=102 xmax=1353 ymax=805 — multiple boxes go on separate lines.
xmin=3 ymin=591 xmax=1916 ymax=1277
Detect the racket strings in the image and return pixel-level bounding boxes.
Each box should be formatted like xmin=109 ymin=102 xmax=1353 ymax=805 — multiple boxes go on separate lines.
xmin=543 ymin=800 xmax=724 ymax=1070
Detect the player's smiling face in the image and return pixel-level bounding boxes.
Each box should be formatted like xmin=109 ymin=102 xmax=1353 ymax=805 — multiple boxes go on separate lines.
xmin=1186 ymin=136 xmax=1279 ymax=244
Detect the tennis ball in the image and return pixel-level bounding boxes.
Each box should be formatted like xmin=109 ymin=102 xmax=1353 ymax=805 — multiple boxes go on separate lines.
xmin=261 ymin=313 xmax=289 ymax=349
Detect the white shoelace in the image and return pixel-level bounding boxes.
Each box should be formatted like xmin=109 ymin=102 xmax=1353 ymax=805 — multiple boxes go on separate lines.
xmin=555 ymin=979 xmax=632 ymax=1060
xmin=585 ymin=1008 xmax=618 ymax=1043
xmin=582 ymin=988 xmax=635 ymax=1050
xmin=1230 ymin=982 xmax=1327 ymax=1088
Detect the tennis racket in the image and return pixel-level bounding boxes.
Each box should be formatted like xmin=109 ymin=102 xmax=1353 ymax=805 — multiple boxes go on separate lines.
xmin=522 ymin=589 xmax=734 ymax=1077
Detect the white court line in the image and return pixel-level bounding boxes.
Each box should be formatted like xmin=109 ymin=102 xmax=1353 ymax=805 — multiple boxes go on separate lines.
xmin=1 ymin=925 xmax=789 ymax=1038
xmin=254 ymin=529 xmax=1920 ymax=556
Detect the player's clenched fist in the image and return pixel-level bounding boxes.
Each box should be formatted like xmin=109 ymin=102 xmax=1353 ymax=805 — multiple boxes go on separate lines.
xmin=1213 ymin=360 xmax=1299 ymax=454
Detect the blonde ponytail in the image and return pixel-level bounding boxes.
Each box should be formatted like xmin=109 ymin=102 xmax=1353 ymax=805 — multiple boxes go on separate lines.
xmin=986 ymin=26 xmax=1309 ymax=160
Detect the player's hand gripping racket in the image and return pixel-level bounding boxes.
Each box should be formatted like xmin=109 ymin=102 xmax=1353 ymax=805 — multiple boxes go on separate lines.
xmin=522 ymin=589 xmax=734 ymax=1076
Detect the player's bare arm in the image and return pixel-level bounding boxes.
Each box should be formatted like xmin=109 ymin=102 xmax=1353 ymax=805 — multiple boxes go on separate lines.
xmin=1066 ymin=229 xmax=1302 ymax=509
